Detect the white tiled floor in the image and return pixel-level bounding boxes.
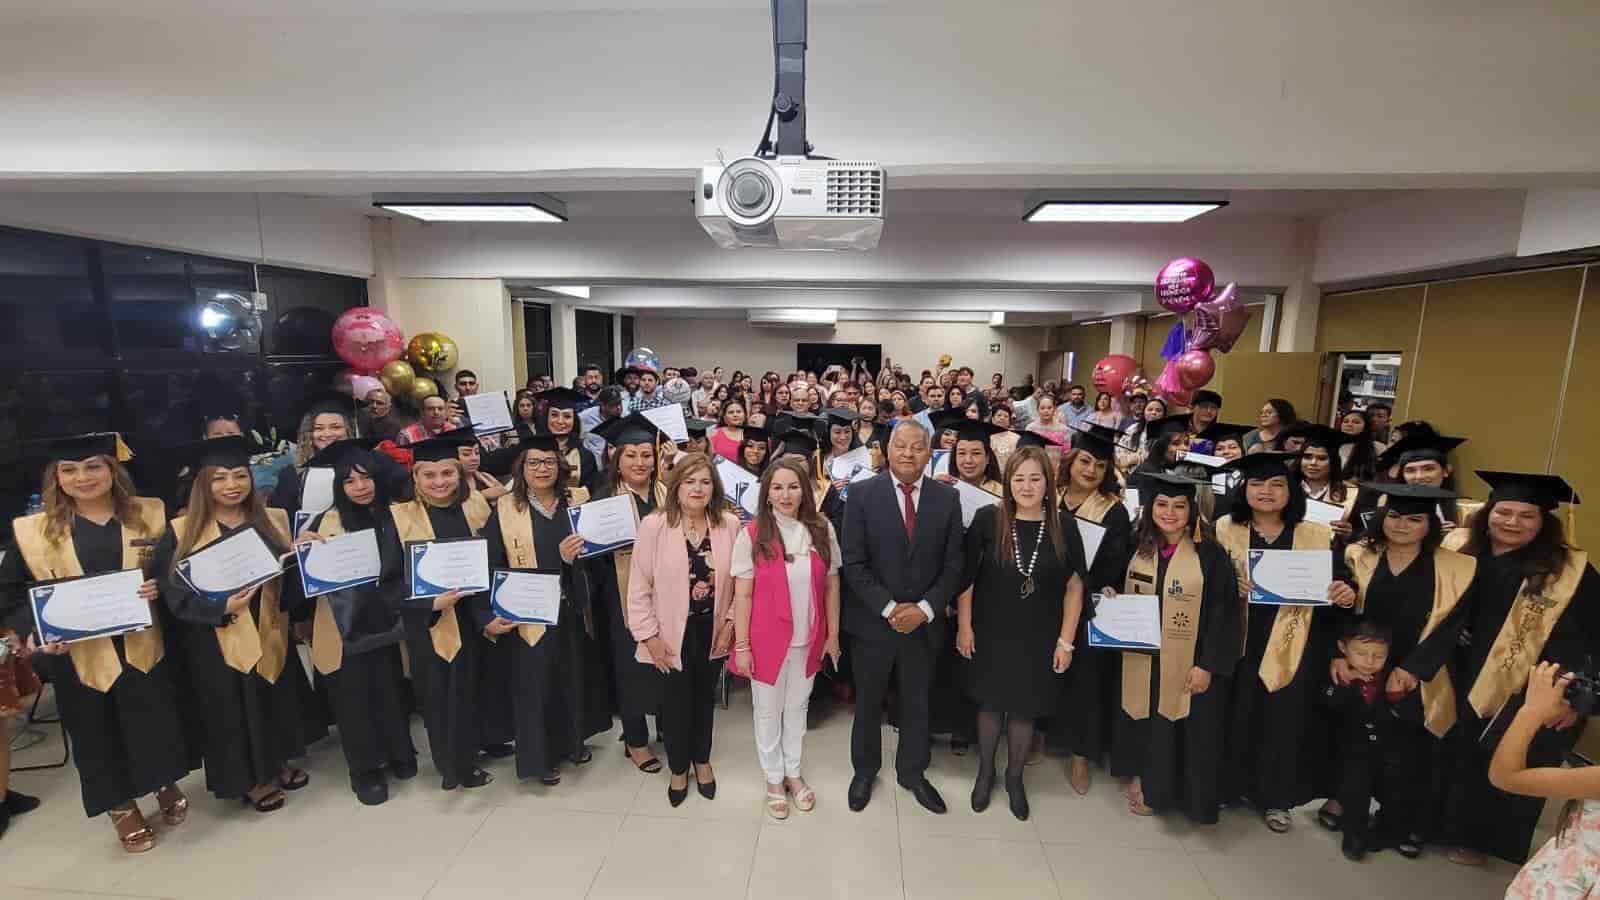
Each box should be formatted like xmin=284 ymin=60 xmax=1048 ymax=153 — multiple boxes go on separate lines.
xmin=2 ymin=687 xmax=1522 ymax=900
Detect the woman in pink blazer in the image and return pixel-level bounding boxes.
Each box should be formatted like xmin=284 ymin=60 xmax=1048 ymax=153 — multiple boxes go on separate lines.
xmin=626 ymin=452 xmax=740 ymax=807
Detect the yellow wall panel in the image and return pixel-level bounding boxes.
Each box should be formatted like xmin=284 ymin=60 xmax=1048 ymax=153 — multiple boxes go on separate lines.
xmin=1550 ymin=267 xmax=1599 ymax=517
xmin=1052 ymin=323 xmax=1111 ymax=389
xmin=1212 ymin=352 xmax=1322 ymax=425
xmin=1409 ymin=268 xmax=1584 ymax=498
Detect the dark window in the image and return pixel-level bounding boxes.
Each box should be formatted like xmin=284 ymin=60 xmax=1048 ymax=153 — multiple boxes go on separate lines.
xmin=575 ymin=309 xmax=613 ymax=381
xmin=621 ymin=315 xmax=636 ymax=358
xmin=522 ymin=302 xmax=553 ymax=380
xmin=102 ymin=243 xmax=199 ymax=353
xmin=0 ymin=227 xmax=106 ymax=361
xmin=258 ymin=265 xmax=367 ymax=357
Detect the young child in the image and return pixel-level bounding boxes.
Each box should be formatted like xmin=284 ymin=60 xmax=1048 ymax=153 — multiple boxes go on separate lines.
xmin=1320 ymin=621 xmax=1413 ymax=861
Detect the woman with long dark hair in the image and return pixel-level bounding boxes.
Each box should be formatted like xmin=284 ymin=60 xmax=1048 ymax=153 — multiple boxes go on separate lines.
xmin=1213 ymin=453 xmax=1356 ymax=834
xmin=1109 ymin=471 xmax=1241 ymax=822
xmin=1338 ymin=408 xmax=1381 ymax=482
xmin=478 ymin=434 xmax=612 ymax=786
xmin=269 ymin=395 xmax=409 ymax=517
xmin=512 ymin=390 xmax=539 ymax=432
xmin=6 ymin=434 xmax=190 ymax=850
xmin=709 ymin=398 xmax=748 ymax=462
xmin=1324 ymin=482 xmax=1474 ymax=858
xmin=956 ymin=447 xmax=1085 ymax=820
xmin=1244 ymin=399 xmax=1297 ymax=454
xmin=155 ymin=435 xmax=306 ymax=812
xmin=299 ymin=438 xmax=416 ymax=806
xmin=1117 ymin=396 xmax=1168 ymax=473
xmin=539 ymin=387 xmax=599 ymax=493
xmin=1438 ymin=471 xmax=1600 ymax=867
xmin=736 ymin=426 xmax=772 ymax=479
xmin=1051 ymin=428 xmax=1135 ymax=794
xmin=932 ymin=412 xmax=1003 ymax=493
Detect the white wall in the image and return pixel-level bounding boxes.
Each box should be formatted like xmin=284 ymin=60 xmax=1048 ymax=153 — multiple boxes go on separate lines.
xmin=379 ymin=278 xmax=518 ymax=396
xmin=634 ymin=316 xmax=1049 ymax=386
xmin=0 ymin=191 xmax=373 ymax=276
xmin=1310 ymin=190 xmax=1526 ymax=285
xmin=1519 ymin=190 xmax=1600 ymax=257
xmin=4 ymin=3 xmax=1597 ymax=182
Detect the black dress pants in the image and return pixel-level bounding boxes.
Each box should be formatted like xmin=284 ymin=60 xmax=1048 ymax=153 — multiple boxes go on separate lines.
xmin=658 ymin=614 xmax=723 ymax=776
xmin=850 ymin=631 xmax=935 ymax=783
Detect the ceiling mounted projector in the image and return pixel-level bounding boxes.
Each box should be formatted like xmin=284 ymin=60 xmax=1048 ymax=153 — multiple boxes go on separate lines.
xmin=696 ymin=0 xmax=883 ymax=251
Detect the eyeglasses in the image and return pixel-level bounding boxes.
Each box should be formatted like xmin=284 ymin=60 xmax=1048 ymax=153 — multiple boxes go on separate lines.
xmin=526 ymin=458 xmax=560 ymax=471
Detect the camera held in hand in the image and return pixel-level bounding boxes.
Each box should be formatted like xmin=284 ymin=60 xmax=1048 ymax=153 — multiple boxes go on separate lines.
xmin=1565 ymin=665 xmax=1600 ymax=717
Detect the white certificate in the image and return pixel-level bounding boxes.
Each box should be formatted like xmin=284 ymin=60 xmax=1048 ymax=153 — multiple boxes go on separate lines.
xmin=1180 ymin=451 xmax=1227 ymax=468
xmin=296 ymin=528 xmax=382 ymax=598
xmin=828 ymin=447 xmax=873 ymax=481
xmin=1304 ymin=498 xmax=1345 ymax=527
xmin=566 ymin=494 xmax=640 ymax=558
xmin=640 ymin=403 xmax=689 ymax=444
xmin=1248 ymin=549 xmax=1333 ymax=606
xmin=1075 ymin=517 xmax=1107 ymax=568
xmin=175 ymin=527 xmax=284 ymax=604
xmin=490 ymin=569 xmax=562 ymax=625
xmin=463 ymin=390 xmax=514 ymax=436
xmin=923 ymin=449 xmax=950 ymax=479
xmin=29 ymin=568 xmax=151 ymax=645
xmin=1122 ymin=487 xmax=1141 ymax=519
xmin=1212 ymin=473 xmax=1233 ymax=496
xmin=716 ymin=458 xmax=761 ymax=521
xmin=1087 ymin=591 xmax=1160 ymax=650
xmin=953 ymin=479 xmax=1001 ymax=528
xmin=407 ymin=537 xmax=490 ymax=599
xmin=292 ymin=510 xmax=316 ymax=539
xmin=300 ymin=467 xmax=335 ymax=518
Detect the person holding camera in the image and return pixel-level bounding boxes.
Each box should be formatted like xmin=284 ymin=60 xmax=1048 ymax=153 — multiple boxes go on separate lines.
xmin=1439 ymin=471 xmax=1600 ymax=866
xmin=1491 ymin=662 xmax=1600 ymax=898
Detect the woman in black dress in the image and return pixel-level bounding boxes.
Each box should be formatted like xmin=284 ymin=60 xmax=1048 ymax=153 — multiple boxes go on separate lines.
xmin=956 ymin=445 xmax=1085 ymax=820
xmin=5 ymin=434 xmax=190 ymax=851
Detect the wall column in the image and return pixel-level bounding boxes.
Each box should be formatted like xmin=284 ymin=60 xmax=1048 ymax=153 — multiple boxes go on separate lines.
xmin=1276 ymin=219 xmax=1322 ymax=352
xmin=1108 ymin=315 xmax=1140 ymax=356
xmin=612 ymin=312 xmax=625 ymax=372
xmin=552 ymin=302 xmax=579 ymax=386
xmin=365 ymin=217 xmax=399 ymax=312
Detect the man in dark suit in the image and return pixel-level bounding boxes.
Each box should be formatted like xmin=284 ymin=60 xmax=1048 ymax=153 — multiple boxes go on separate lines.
xmin=841 ymin=420 xmax=966 ymax=814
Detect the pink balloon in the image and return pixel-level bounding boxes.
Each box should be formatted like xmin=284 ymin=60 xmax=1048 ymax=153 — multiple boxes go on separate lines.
xmin=1155 ymin=358 xmax=1186 ymax=396
xmin=1174 ymin=349 xmax=1216 ymax=390
xmin=1155 ymin=257 xmax=1215 ymax=314
xmin=1090 ymin=354 xmax=1140 ymax=397
xmin=1166 ymin=387 xmax=1196 ymax=408
xmin=1188 ymin=282 xmax=1251 ymax=353
xmin=332 ymin=307 xmax=405 ymax=373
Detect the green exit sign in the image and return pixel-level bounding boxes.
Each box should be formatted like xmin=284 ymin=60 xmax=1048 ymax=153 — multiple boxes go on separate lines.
xmin=989 ymin=343 xmax=1001 ymax=354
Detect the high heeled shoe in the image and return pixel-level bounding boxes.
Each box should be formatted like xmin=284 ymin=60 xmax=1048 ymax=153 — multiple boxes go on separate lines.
xmin=1005 ymin=776 xmax=1029 ymax=821
xmin=971 ymin=769 xmax=995 ymax=813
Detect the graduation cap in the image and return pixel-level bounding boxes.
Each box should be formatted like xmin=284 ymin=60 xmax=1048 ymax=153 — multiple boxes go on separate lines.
xmin=776 ymin=428 xmax=819 ymax=458
xmin=304 ymin=390 xmax=360 ymax=419
xmin=1359 ymin=482 xmax=1458 ymax=516
xmin=540 ymin=387 xmax=585 ymax=410
xmin=738 ymin=425 xmax=773 ymax=446
xmin=1192 ymin=389 xmax=1223 ymax=408
xmin=591 ymin=412 xmax=666 ymax=448
xmin=1476 ymin=471 xmax=1580 ymax=510
xmin=1291 ymin=424 xmax=1350 ymax=451
xmin=305 ymin=436 xmax=379 ymax=470
xmin=38 ymin=432 xmax=132 ymax=465
xmin=1206 ymin=423 xmax=1253 ymax=446
xmin=684 ymin=418 xmax=714 ymax=439
xmin=1143 ymin=470 xmax=1206 ymax=498
xmin=822 ymin=408 xmax=861 ymax=429
xmin=180 ymin=434 xmax=260 ymax=470
xmin=1011 ymin=429 xmax=1055 ymax=451
xmin=1150 ymin=412 xmax=1199 ymax=437
xmin=1375 ymin=432 xmax=1467 ymax=471
xmin=409 ymin=431 xmax=479 ymax=464
xmin=933 ymin=409 xmax=1005 ymax=443
xmin=1221 ymin=452 xmax=1300 ymax=480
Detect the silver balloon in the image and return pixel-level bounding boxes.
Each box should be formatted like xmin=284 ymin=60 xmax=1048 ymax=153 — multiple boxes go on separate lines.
xmin=198 ymin=291 xmax=261 ymax=353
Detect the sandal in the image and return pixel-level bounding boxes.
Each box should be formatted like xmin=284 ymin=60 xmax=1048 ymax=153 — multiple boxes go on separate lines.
xmin=540 ymin=769 xmax=563 ymax=786
xmin=279 ymin=768 xmax=310 ymax=791
xmin=623 ymin=745 xmax=663 ymax=774
xmin=1396 ymin=835 xmax=1422 ymax=859
xmin=1315 ymin=805 xmax=1341 ymax=832
xmin=786 ymin=777 xmax=816 ymax=813
xmin=570 ymin=745 xmax=594 ymax=766
xmin=244 ymin=786 xmax=286 ymax=813
xmin=1127 ymin=792 xmax=1154 ymax=817
xmin=765 ymin=785 xmax=790 ymax=820
xmin=155 ymin=784 xmax=189 ymax=827
xmin=1264 ymin=809 xmax=1292 ymax=833
xmin=109 ymin=805 xmax=156 ymax=854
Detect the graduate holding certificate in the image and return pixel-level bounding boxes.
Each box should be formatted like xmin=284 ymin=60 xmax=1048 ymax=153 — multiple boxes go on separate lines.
xmin=1050 ymin=426 xmax=1135 ymax=794
xmin=379 ymin=431 xmax=496 ymax=791
xmin=3 ymin=433 xmax=189 ymax=852
xmin=155 ymin=435 xmax=308 ymax=814
xmin=478 ymin=434 xmax=613 ymax=785
xmin=1211 ymin=452 xmax=1356 ymax=834
xmin=297 ymin=438 xmax=415 ymax=807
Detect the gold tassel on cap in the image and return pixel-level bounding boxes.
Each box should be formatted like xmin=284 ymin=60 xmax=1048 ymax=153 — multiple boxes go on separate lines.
xmin=114 ymin=433 xmax=134 ymax=462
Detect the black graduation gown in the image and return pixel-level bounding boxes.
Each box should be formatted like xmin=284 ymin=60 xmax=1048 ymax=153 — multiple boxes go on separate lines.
xmin=380 ymin=503 xmax=486 ymax=787
xmin=1111 ymin=540 xmax=1242 ymax=825
xmin=0 ymin=519 xmax=192 ymax=817
xmin=1223 ymin=526 xmax=1355 ymax=811
xmin=586 ymin=490 xmax=662 ymax=733
xmin=156 ymin=522 xmax=307 ymax=799
xmin=808 ymin=482 xmax=852 ymax=715
xmin=306 ymin=507 xmax=415 ymax=777
xmin=1051 ymin=498 xmax=1133 ymax=762
xmin=1440 ymin=549 xmax=1600 ymax=863
xmin=478 ymin=498 xmax=613 ymax=779
xmin=267 ymin=454 xmax=413 ymax=520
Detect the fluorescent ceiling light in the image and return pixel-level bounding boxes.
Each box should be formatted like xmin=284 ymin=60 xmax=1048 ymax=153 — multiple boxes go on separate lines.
xmin=541 ymin=285 xmax=590 ymax=299
xmin=748 ymin=308 xmax=838 ymax=325
xmin=989 ymin=311 xmax=1006 ymax=325
xmin=373 ymin=192 xmax=567 ymax=223
xmin=1024 ymin=202 xmax=1224 ymax=223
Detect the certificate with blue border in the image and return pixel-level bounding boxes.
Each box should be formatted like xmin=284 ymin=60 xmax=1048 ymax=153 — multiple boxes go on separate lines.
xmin=1248 ymin=549 xmax=1332 ymax=606
xmin=29 ymin=568 xmax=152 ymax=645
xmin=407 ymin=537 xmax=490 ymax=600
xmin=1086 ymin=591 xmax=1161 ymax=651
xmin=566 ymin=494 xmax=638 ymax=559
xmin=174 ymin=526 xmax=284 ymax=605
xmin=296 ymin=528 xmax=382 ymax=598
xmin=490 ymin=568 xmax=562 ymax=625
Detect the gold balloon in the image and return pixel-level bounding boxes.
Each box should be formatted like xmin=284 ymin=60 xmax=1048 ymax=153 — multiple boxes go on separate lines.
xmin=406 ymin=332 xmax=460 ymax=374
xmin=379 ymin=359 xmax=415 ymax=396
xmin=406 ymin=375 xmax=439 ymax=404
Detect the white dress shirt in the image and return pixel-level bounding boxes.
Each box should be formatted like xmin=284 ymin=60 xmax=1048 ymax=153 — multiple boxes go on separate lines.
xmin=882 ymin=475 xmax=936 ymax=624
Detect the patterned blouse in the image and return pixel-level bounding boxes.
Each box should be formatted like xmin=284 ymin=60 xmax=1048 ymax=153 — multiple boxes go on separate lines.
xmin=1507 ymin=800 xmax=1600 ymax=900
xmin=687 ymin=532 xmax=715 ymax=613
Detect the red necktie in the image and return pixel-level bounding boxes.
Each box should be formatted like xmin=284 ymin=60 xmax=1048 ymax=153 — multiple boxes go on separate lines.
xmin=899 ymin=482 xmax=917 ymax=541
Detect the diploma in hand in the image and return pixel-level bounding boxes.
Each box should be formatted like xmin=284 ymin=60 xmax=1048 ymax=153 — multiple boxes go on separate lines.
xmin=29 ymin=568 xmax=152 ymax=644
xmin=716 ymin=459 xmax=760 ymax=522
xmin=463 ymin=390 xmax=515 ymax=436
xmin=175 ymin=527 xmax=284 ymax=604
xmin=1248 ymin=549 xmax=1333 ymax=606
xmin=953 ymin=479 xmax=1000 ymax=528
xmin=407 ymin=537 xmax=491 ymax=599
xmin=296 ymin=528 xmax=382 ymax=598
xmin=1303 ymin=498 xmax=1345 ymax=527
xmin=1086 ymin=591 xmax=1161 ymax=650
xmin=566 ymin=494 xmax=639 ymax=558
xmin=490 ymin=569 xmax=562 ymax=625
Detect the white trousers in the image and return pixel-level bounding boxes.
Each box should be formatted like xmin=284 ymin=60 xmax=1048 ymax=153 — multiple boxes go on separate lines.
xmin=751 ymin=645 xmax=814 ymax=783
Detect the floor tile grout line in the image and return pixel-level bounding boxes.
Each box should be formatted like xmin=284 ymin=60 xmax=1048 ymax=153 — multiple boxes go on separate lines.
xmin=580 ymin=803 xmax=630 ymax=900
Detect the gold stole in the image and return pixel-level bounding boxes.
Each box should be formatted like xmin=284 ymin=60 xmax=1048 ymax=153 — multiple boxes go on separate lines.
xmin=389 ymin=492 xmax=492 ymax=662
xmin=1212 ymin=517 xmax=1254 ymax=653
xmin=12 ymin=497 xmax=167 ymax=692
xmin=491 ymin=488 xmax=589 ymax=647
xmin=1071 ymin=491 xmax=1116 ymax=525
xmin=171 ymin=508 xmax=293 ymax=683
xmin=1256 ymin=522 xmax=1333 ymax=691
xmin=304 ymin=509 xmax=346 ymax=675
xmin=610 ymin=482 xmax=666 ymax=614
xmin=564 ymin=446 xmax=585 ymax=490
xmin=1345 ymin=544 xmax=1474 ymax=737
xmin=1467 ymin=549 xmax=1588 ymax=718
xmin=1441 ymin=528 xmax=1470 ymax=553
xmin=1121 ymin=538 xmax=1204 ymax=721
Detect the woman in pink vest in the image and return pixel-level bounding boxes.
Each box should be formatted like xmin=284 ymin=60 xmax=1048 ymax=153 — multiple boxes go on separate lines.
xmin=729 ymin=456 xmax=842 ymax=819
